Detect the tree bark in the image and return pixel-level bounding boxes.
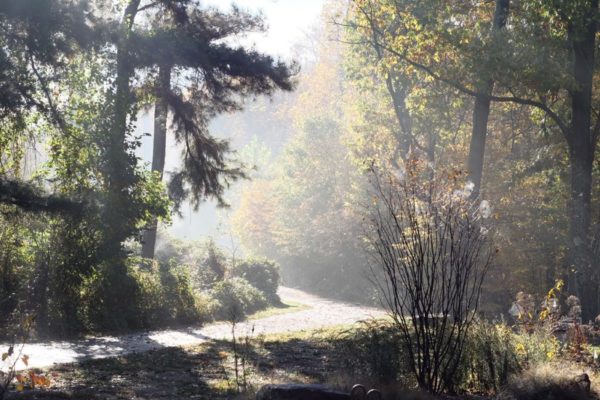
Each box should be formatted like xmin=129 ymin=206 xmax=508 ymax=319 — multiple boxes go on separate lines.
xmin=96 ymin=0 xmax=141 ymax=331
xmin=142 ymin=65 xmax=171 ymax=260
xmin=567 ymin=0 xmax=598 ymax=320
xmin=466 ymin=0 xmax=509 ymax=199
xmin=362 ymin=1 xmax=413 ymax=162
xmin=101 ymin=0 xmax=141 ymax=269
xmin=0 ymin=178 xmax=83 ymax=214
xmin=385 ymin=71 xmax=413 ymax=159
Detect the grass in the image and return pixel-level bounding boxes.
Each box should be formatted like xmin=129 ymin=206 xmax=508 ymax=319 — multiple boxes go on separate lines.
xmin=247 ymin=299 xmax=311 ymax=321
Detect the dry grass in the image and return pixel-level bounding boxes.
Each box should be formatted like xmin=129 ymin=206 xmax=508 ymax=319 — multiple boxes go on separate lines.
xmin=497 ymin=362 xmax=598 ymax=400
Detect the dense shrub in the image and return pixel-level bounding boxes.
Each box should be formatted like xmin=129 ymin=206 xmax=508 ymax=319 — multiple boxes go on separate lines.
xmin=513 ymin=324 xmax=561 ymax=367
xmin=159 ymin=262 xmax=208 ymax=324
xmin=0 ymin=215 xmax=33 ymax=338
xmin=333 ymin=320 xmax=410 ymax=385
xmin=127 ymin=262 xmax=168 ymax=326
xmin=210 ymin=277 xmax=268 ymax=322
xmin=456 ymin=319 xmax=521 ymax=393
xmin=229 ymin=258 xmax=280 ymax=302
xmin=452 ymin=317 xmax=564 ymax=395
xmin=82 ymin=260 xmax=209 ymax=332
xmin=331 ymin=319 xmax=558 ymax=396
xmin=155 ymin=235 xmax=227 ymax=290
xmin=80 ymin=262 xmax=143 ymax=332
xmin=152 ymin=236 xmax=276 ymax=324
xmin=195 ymin=241 xmax=228 ymax=289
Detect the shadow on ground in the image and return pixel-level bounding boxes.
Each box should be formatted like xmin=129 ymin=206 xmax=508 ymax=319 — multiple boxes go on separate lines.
xmin=7 ymin=332 xmax=344 ymax=400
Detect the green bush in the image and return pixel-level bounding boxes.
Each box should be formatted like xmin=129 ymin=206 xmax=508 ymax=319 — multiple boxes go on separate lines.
xmin=229 ymin=258 xmax=280 ymax=302
xmin=159 ymin=262 xmax=207 ymax=324
xmin=0 ymin=216 xmax=34 ymax=339
xmin=124 ymin=262 xmax=171 ymax=327
xmin=155 ymin=235 xmax=227 ymax=290
xmin=80 ymin=262 xmax=143 ymax=332
xmin=210 ymin=277 xmax=268 ymax=322
xmin=82 ymin=260 xmax=209 ymax=332
xmin=195 ymin=240 xmax=228 ymax=289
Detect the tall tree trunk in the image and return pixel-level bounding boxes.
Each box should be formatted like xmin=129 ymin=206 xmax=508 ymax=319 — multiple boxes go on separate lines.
xmin=142 ymin=65 xmax=171 ymax=260
xmin=466 ymin=0 xmax=509 ymax=199
xmin=102 ymin=0 xmax=141 ymax=266
xmin=385 ymin=71 xmax=413 ymax=159
xmin=568 ymin=0 xmax=598 ymax=320
xmin=97 ymin=0 xmax=141 ymax=331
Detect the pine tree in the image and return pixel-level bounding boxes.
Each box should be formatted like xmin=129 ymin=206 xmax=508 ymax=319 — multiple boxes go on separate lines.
xmin=135 ymin=3 xmax=296 ymax=259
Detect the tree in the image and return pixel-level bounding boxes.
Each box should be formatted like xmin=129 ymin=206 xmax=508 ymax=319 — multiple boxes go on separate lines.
xmin=347 ymin=0 xmax=600 ymax=319
xmin=142 ymin=65 xmax=170 ymax=259
xmin=0 ymin=0 xmax=95 ymax=213
xmin=345 ymin=0 xmax=470 ymax=178
xmin=466 ymin=0 xmax=510 ymax=199
xmin=139 ymin=5 xmax=296 ymax=259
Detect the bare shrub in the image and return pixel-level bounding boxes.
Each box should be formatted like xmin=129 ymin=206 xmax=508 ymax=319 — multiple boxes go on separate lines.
xmin=365 ymin=163 xmax=493 ymax=393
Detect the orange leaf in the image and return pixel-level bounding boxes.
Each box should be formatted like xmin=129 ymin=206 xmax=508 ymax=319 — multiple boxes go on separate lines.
xmin=41 ymin=376 xmax=51 ymax=387
xmin=34 ymin=374 xmax=46 ymax=386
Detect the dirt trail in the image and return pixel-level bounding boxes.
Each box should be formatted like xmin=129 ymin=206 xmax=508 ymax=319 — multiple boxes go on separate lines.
xmin=1 ymin=287 xmax=385 ymax=371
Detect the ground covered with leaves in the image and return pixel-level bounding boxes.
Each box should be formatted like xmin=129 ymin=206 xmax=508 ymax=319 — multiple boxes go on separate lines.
xmin=6 ymin=324 xmax=600 ymax=400
xmin=6 ymin=328 xmax=347 ymax=400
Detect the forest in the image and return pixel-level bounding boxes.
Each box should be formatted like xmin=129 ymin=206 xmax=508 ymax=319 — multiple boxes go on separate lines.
xmin=1 ymin=0 xmax=600 ymax=399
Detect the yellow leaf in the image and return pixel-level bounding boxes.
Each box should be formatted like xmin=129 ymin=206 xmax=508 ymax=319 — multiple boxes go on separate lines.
xmin=16 ymin=384 xmax=24 ymax=392
xmin=21 ymin=355 xmax=29 ymax=366
xmin=1 ymin=353 xmax=8 ymax=361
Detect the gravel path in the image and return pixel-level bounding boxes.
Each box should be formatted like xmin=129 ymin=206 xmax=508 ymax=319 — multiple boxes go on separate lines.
xmin=2 ymin=287 xmax=385 ymax=371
